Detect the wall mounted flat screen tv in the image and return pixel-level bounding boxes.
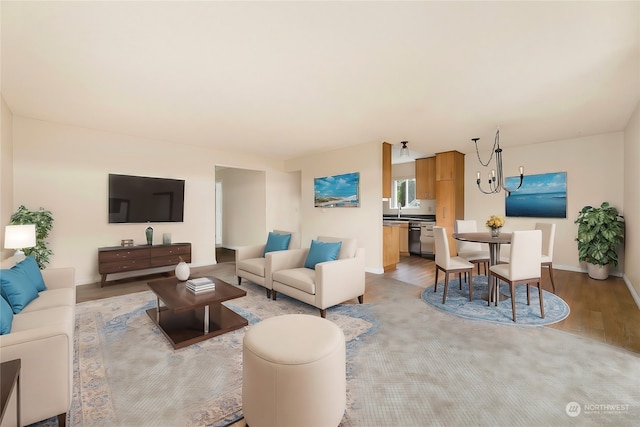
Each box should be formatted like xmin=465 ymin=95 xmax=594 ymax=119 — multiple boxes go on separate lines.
xmin=108 ymin=174 xmax=185 ymax=223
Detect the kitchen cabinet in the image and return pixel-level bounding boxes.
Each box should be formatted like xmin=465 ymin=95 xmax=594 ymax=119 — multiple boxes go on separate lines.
xmin=415 ymin=156 xmax=436 ymax=199
xmin=382 ymin=142 xmax=392 ymax=199
xmin=435 ymin=150 xmax=464 ymax=256
xmin=383 ymin=225 xmax=400 ymax=271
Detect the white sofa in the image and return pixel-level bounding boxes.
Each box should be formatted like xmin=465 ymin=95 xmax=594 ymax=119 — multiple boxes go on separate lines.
xmin=236 ymin=230 xmax=300 ymax=298
xmin=0 ymin=256 xmax=75 ymax=427
xmin=270 ymin=236 xmax=365 ymax=318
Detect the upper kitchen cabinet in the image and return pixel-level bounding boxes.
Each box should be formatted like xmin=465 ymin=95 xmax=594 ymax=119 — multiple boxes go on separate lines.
xmin=415 ymin=156 xmax=435 ymax=199
xmin=435 ymin=150 xmax=465 ymax=256
xmin=382 ymin=142 xmax=392 ymax=198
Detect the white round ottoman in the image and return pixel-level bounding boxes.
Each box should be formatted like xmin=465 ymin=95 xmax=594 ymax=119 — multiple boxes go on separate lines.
xmin=242 ymin=314 xmax=346 ymax=427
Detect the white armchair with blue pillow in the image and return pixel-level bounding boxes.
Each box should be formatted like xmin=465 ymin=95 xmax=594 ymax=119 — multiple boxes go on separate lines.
xmin=270 ymin=236 xmax=365 ymax=318
xmin=235 ymin=230 xmax=300 ymax=298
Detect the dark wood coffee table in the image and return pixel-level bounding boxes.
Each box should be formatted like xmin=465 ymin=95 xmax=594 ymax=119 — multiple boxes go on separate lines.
xmin=146 ymin=276 xmax=248 ymax=349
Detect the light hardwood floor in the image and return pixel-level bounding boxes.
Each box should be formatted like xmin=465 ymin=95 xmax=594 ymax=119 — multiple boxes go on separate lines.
xmin=76 ymin=248 xmax=639 ymax=427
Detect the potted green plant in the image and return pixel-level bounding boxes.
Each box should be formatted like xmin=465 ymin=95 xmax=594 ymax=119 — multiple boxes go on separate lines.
xmin=9 ymin=205 xmax=54 ymax=269
xmin=575 ymin=202 xmax=624 ymax=280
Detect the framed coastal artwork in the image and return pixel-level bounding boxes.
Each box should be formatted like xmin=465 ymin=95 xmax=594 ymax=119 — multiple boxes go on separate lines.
xmin=505 ymin=171 xmax=567 ymax=218
xmin=314 ymin=172 xmax=360 ymax=208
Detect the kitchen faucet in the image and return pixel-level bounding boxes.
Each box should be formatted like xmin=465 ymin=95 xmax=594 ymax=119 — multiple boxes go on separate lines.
xmin=397 ymin=203 xmax=402 ymax=218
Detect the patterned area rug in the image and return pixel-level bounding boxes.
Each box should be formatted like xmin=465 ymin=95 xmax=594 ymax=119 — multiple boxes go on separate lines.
xmin=421 ymin=274 xmax=570 ymax=325
xmin=62 ymin=265 xmax=375 ymax=427
xmin=34 ymin=267 xmax=640 ymax=426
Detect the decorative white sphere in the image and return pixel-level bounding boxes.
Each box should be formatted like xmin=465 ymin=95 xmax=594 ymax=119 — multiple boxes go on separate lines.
xmin=175 ymin=261 xmax=190 ymax=281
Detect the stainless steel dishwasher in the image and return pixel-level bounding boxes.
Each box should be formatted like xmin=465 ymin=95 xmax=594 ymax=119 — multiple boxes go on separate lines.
xmin=408 ymin=222 xmax=422 ymax=255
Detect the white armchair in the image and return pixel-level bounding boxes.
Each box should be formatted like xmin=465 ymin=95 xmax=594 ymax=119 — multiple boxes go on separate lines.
xmin=235 ymin=230 xmax=300 ymax=298
xmin=270 ymin=236 xmax=365 ymax=318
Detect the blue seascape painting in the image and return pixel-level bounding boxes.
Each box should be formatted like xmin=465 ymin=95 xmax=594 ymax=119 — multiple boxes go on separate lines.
xmin=314 ymin=172 xmax=360 ymax=208
xmin=505 ymin=172 xmax=567 ymax=218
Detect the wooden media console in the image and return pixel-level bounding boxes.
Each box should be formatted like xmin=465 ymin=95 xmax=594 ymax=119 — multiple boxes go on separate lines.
xmin=98 ymin=243 xmax=191 ymax=287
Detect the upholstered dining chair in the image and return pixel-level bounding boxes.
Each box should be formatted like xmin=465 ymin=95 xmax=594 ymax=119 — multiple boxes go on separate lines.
xmin=236 ymin=230 xmax=300 ymax=298
xmin=488 ymin=230 xmax=543 ymax=322
xmin=433 ymin=226 xmax=474 ymax=304
xmin=535 ymin=222 xmax=557 ymax=293
xmin=454 ymin=219 xmax=490 ymax=275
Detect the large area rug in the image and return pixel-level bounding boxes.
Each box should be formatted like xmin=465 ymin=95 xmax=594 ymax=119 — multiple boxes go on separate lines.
xmin=67 ymin=264 xmax=375 ymax=427
xmin=41 ymin=264 xmax=639 ymax=426
xmin=421 ymin=274 xmax=570 ymax=325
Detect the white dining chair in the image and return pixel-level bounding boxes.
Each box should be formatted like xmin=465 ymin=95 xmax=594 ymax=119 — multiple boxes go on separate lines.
xmin=455 ymin=219 xmax=490 ymax=275
xmin=434 ymin=226 xmax=474 ymax=304
xmin=489 ymin=230 xmax=543 ymax=322
xmin=535 ymin=223 xmax=557 ymax=293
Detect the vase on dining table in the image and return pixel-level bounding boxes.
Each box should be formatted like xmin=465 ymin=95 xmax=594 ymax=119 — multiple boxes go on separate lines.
xmin=490 ymin=227 xmax=501 ymax=238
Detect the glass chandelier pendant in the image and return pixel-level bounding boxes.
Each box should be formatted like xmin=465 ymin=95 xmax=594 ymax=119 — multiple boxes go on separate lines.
xmin=472 ymin=128 xmax=524 ymax=194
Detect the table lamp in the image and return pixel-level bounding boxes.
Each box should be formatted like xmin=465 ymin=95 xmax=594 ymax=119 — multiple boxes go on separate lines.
xmin=4 ymin=224 xmax=37 ymax=256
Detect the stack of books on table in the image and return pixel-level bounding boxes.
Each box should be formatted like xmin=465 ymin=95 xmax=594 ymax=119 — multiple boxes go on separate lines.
xmin=186 ymin=277 xmax=215 ymax=293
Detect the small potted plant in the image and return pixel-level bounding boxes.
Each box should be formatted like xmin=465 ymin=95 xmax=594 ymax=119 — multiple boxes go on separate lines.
xmin=575 ymin=202 xmax=624 ymax=280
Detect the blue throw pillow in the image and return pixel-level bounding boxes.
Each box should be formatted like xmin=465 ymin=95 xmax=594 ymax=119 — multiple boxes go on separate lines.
xmin=0 ymin=296 xmax=13 ymax=335
xmin=263 ymin=232 xmax=292 ymax=256
xmin=304 ymin=240 xmax=342 ymax=270
xmin=0 ymin=268 xmax=39 ymax=314
xmin=13 ymin=256 xmax=46 ymax=292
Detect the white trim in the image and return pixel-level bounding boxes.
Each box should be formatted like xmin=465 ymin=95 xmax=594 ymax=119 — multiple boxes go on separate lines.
xmin=623 ymin=274 xmax=640 ymax=310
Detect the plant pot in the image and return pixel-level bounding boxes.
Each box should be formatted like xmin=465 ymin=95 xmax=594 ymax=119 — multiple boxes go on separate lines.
xmin=587 ymin=263 xmax=609 ymax=280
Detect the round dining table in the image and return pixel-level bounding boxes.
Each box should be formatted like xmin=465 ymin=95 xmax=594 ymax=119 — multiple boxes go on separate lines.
xmin=453 ymin=231 xmax=512 ymax=304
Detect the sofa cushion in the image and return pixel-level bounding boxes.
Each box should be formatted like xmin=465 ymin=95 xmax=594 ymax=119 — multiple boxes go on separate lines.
xmin=13 ymin=256 xmax=47 ymax=292
xmin=263 ymin=232 xmax=292 ymax=256
xmin=237 ymin=257 xmax=266 ymax=277
xmin=317 ymin=236 xmax=357 ymax=259
xmin=304 ymin=240 xmax=342 ymax=269
xmin=273 ymin=268 xmax=317 ymax=294
xmin=19 ymin=288 xmax=75 ymax=313
xmin=0 ymin=268 xmax=39 ymax=314
xmin=9 ymin=305 xmax=74 ymax=333
xmin=0 ymin=296 xmax=13 ymax=334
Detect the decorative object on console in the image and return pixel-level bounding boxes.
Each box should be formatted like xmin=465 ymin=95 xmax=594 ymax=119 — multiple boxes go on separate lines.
xmin=163 ymin=233 xmax=172 ymax=245
xmin=313 ymin=172 xmax=360 ymax=208
xmin=145 ymin=225 xmax=153 ymax=245
xmin=175 ymin=257 xmax=190 ymax=281
xmin=472 ymin=127 xmax=524 ymax=194
xmin=486 ymin=215 xmax=505 ymax=237
xmin=575 ymin=202 xmax=624 ymax=280
xmin=8 ymin=205 xmax=54 ymax=268
xmin=121 ymin=239 xmax=134 ymax=247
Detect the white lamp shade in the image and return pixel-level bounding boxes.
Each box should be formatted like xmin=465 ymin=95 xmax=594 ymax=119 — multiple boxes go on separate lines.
xmin=4 ymin=224 xmax=37 ymax=249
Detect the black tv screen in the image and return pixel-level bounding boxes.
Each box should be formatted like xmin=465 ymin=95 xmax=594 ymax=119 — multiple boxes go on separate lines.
xmin=108 ymin=174 xmax=185 ymax=223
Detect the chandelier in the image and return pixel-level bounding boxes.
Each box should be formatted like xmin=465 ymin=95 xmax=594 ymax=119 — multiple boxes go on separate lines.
xmin=472 ymin=128 xmax=524 ymax=194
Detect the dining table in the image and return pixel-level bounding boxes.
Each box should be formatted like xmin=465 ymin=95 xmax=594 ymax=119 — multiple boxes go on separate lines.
xmin=453 ymin=231 xmax=512 ymax=304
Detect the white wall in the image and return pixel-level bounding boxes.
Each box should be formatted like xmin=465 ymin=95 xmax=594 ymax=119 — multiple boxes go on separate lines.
xmin=464 ymin=132 xmax=624 ymax=274
xmin=0 ymin=96 xmax=14 ymax=259
xmin=285 ymin=141 xmax=384 ymax=273
xmin=216 ymin=167 xmax=266 ymax=248
xmin=623 ymin=102 xmax=640 ymax=301
xmin=10 ymin=116 xmax=297 ymax=285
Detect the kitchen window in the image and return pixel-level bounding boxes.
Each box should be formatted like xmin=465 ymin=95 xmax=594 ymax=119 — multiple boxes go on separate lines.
xmin=391 ymin=178 xmax=420 ymax=209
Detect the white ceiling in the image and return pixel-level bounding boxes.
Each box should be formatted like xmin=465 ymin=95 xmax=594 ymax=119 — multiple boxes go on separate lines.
xmin=2 ymin=1 xmax=639 ymax=162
